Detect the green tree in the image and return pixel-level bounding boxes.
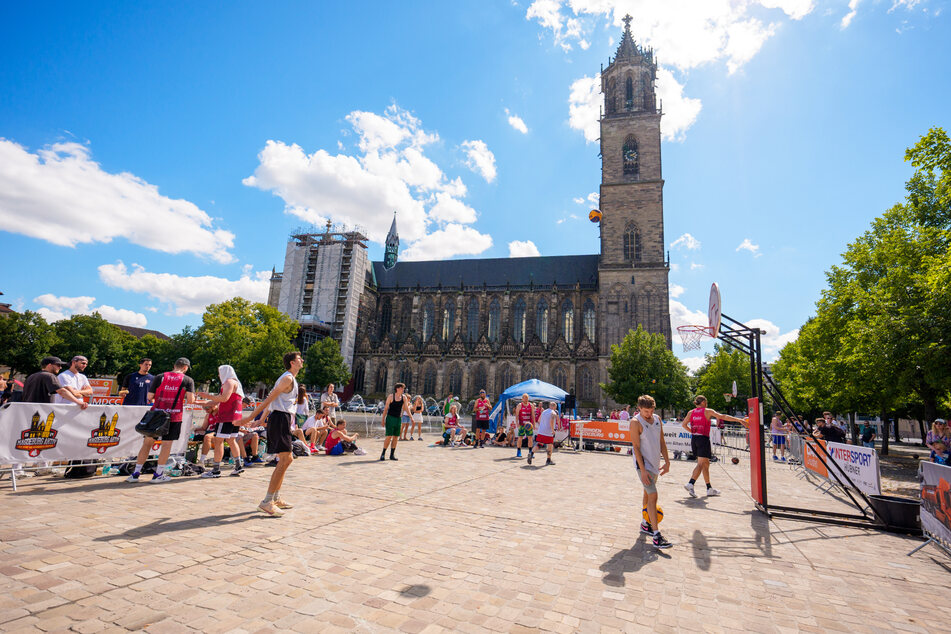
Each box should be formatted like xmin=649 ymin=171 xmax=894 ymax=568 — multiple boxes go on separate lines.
xmin=694 ymin=347 xmax=751 ymax=414
xmin=302 ymin=337 xmax=351 ymax=390
xmin=601 ymin=326 xmax=690 ymax=412
xmin=0 ymin=311 xmax=58 ymax=375
xmin=49 ymin=314 xmax=133 ymax=377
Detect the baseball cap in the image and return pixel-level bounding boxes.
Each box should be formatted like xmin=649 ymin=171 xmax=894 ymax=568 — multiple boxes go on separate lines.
xmin=175 ymin=357 xmax=191 ymax=367
xmin=41 ymin=356 xmax=66 ymax=367
xmin=936 ymin=418 xmax=947 ymax=424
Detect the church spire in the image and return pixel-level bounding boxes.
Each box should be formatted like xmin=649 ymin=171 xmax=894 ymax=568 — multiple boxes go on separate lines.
xmin=383 ymin=212 xmax=399 ymax=270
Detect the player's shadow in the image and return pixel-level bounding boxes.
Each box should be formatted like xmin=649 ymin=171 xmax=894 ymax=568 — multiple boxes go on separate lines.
xmin=691 ymin=530 xmax=711 ymax=571
xmin=92 ymin=512 xmax=258 ymax=541
xmin=599 ymin=536 xmax=671 ymax=586
xmin=398 ymin=584 xmax=431 ymax=598
xmin=749 ymin=510 xmax=773 ymax=558
xmin=335 ymin=459 xmax=390 ymax=466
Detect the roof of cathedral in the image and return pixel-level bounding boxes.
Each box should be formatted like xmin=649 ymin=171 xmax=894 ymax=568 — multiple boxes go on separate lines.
xmin=385 ymin=213 xmax=399 ymax=246
xmin=611 ymin=14 xmax=654 ymax=67
xmin=371 ymin=254 xmax=599 ymax=291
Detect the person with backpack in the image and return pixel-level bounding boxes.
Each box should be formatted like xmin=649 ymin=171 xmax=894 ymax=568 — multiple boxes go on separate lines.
xmin=197 ymin=365 xmax=247 ymax=478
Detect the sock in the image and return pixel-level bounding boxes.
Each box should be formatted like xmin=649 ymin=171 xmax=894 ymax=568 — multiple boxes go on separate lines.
xmin=381 ymin=449 xmax=387 ymax=458
xmin=274 ymin=489 xmax=280 ymax=500
xmin=212 ymin=462 xmax=221 ymax=473
xmin=133 ymin=462 xmax=144 ymax=476
xmin=390 ymin=448 xmax=395 ymax=458
xmin=653 ymin=530 xmax=660 ymax=536
xmin=200 ymin=453 xmax=208 ymax=462
xmin=688 ymin=478 xmax=696 ymax=485
xmin=706 ymin=483 xmax=712 ymax=489
xmin=154 ymin=465 xmax=164 ymax=477
xmin=234 ymin=457 xmax=242 ymax=469
xmin=262 ymin=493 xmax=274 ymax=503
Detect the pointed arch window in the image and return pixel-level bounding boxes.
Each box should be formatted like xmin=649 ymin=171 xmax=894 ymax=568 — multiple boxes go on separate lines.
xmin=473 ymin=365 xmax=487 ymax=393
xmin=353 ymin=362 xmax=366 ymax=393
xmin=523 ymin=365 xmax=539 ymax=381
xmin=467 ymin=297 xmax=480 ymax=342
xmin=423 ymin=366 xmax=436 ymax=395
xmin=400 ymin=299 xmax=412 ymax=335
xmin=375 ymin=365 xmax=388 ymax=393
xmin=398 ymin=368 xmax=413 ymax=392
xmin=552 ymin=367 xmax=568 ymax=391
xmin=422 ymin=300 xmax=434 ymax=341
xmin=583 ymin=299 xmax=596 ymax=343
xmin=561 ymin=299 xmax=574 ymax=346
xmin=379 ymin=297 xmax=392 ymax=337
xmin=442 ymin=301 xmax=455 ymax=341
xmin=625 ymin=76 xmax=634 ymax=111
xmin=622 ymin=135 xmax=639 ymax=177
xmin=488 ymin=298 xmax=501 ymax=343
xmin=535 ymin=299 xmax=549 ymax=345
xmin=623 ymin=223 xmax=642 ymax=262
xmin=448 ymin=366 xmax=462 ymax=395
xmin=513 ymin=299 xmax=526 ymax=343
xmin=497 ymin=365 xmax=514 ymax=395
xmin=580 ymin=367 xmax=594 ymax=400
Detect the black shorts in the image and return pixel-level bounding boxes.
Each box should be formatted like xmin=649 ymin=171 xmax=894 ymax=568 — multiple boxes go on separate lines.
xmin=266 ymin=410 xmax=294 ymax=454
xmin=161 ymin=419 xmax=183 ymax=442
xmin=214 ymin=421 xmax=241 ymax=437
xmin=474 ymin=418 xmax=490 ymax=430
xmin=691 ymin=435 xmax=712 ymax=459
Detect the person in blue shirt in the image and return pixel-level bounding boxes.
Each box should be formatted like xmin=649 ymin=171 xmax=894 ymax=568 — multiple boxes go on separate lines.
xmin=120 ymin=358 xmax=154 ymax=405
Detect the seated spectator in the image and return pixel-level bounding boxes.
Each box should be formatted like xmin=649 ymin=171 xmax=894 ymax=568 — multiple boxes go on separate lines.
xmin=931 ymin=440 xmax=950 ymax=465
xmin=240 ymin=427 xmax=264 ymax=463
xmin=494 ymin=424 xmax=508 ymax=446
xmin=197 ymin=402 xmax=219 ymax=465
xmin=324 ymin=419 xmax=363 ymax=455
xmin=301 ymin=411 xmax=332 ymax=452
xmin=926 ymin=419 xmax=950 ymax=462
xmin=443 ymin=404 xmax=465 ymax=446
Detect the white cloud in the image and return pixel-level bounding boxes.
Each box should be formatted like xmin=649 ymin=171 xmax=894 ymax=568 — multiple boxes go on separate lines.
xmin=568 ymin=75 xmax=601 ymax=143
xmin=690 ymin=262 xmax=704 ymax=270
xmin=842 ymin=0 xmax=862 ymax=28
xmin=669 ymin=297 xmax=708 ymax=332
xmin=505 ymin=108 xmax=529 ymax=134
xmin=669 ymin=284 xmax=685 ymax=299
xmin=736 ymin=238 xmax=762 ymax=257
xmin=0 ymin=140 xmax=236 ymax=263
xmin=244 ymin=104 xmax=487 ymax=248
xmin=97 ymin=261 xmax=270 ymax=316
xmin=461 ymin=140 xmax=497 ymax=183
xmin=889 ymin=0 xmax=923 ymax=12
xmin=401 ymin=224 xmax=493 ymax=262
xmin=655 ymin=68 xmax=703 ymax=141
xmin=745 ymin=318 xmax=799 ymax=360
xmin=760 ymin=0 xmax=816 ymax=20
xmin=587 ymin=192 xmax=600 ymax=204
xmin=508 ymin=240 xmax=541 ymax=257
xmin=526 ymin=0 xmax=585 ymax=51
xmin=573 ymin=196 xmax=585 ymax=204
xmin=33 ymin=293 xmax=148 ymax=327
xmin=680 ymin=356 xmax=706 ymax=374
xmin=670 ymin=232 xmax=701 ymax=251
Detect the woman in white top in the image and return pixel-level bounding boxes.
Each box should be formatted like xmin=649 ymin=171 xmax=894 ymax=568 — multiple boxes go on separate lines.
xmin=410 ymin=395 xmax=425 ymax=441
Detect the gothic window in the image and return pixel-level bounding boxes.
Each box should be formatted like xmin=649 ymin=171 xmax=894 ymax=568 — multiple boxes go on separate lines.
xmin=622 ymin=135 xmax=639 ymax=177
xmin=606 ymin=78 xmax=617 ymax=114
xmin=375 ymin=365 xmax=388 ymax=393
xmin=536 ymin=299 xmax=549 ymax=345
xmin=400 ymin=299 xmax=412 ymax=335
xmin=641 ymin=76 xmax=650 ymax=110
xmin=379 ymin=297 xmax=392 ymax=337
xmin=497 ymin=365 xmax=514 ymax=395
xmin=398 ymin=368 xmax=413 ymax=392
xmin=442 ymin=300 xmax=455 ymax=340
xmin=583 ymin=299 xmax=596 ymax=343
xmin=467 ymin=297 xmax=480 ymax=342
xmin=641 ymin=288 xmax=655 ymax=332
xmin=488 ymin=299 xmax=501 ymax=342
xmin=473 ymin=365 xmax=487 ymax=393
xmin=623 ymin=223 xmax=642 ymax=262
xmin=448 ymin=366 xmax=462 ymax=395
xmin=423 ymin=366 xmax=436 ymax=395
xmin=422 ymin=300 xmax=434 ymax=341
xmin=523 ymin=365 xmax=539 ymax=381
xmin=561 ymin=299 xmax=574 ymax=346
xmin=580 ymin=367 xmax=594 ymax=400
xmin=625 ymin=76 xmax=634 ymax=111
xmin=353 ymin=362 xmax=366 ymax=393
xmin=552 ymin=367 xmax=568 ymax=391
xmin=513 ymin=298 xmax=526 ymax=343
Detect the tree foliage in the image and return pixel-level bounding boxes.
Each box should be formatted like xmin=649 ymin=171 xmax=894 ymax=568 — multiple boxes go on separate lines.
xmin=50 ymin=314 xmax=135 ymax=377
xmin=0 ymin=311 xmax=58 ymax=376
xmin=693 ymin=347 xmax=751 ymax=414
xmin=302 ymin=337 xmax=351 ymax=390
xmin=602 ymin=326 xmax=690 ymax=411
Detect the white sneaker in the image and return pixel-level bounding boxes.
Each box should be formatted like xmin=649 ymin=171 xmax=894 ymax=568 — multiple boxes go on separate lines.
xmin=706 ymin=488 xmax=721 ymax=497
xmin=125 ymin=474 xmax=140 ymax=483
xmin=354 ymin=448 xmax=367 ymax=456
xmin=684 ymin=483 xmax=697 ymax=498
xmin=151 ymin=473 xmax=172 ymax=483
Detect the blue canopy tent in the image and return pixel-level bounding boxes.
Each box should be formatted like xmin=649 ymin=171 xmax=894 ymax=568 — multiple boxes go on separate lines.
xmin=488 ymin=379 xmax=568 ymax=432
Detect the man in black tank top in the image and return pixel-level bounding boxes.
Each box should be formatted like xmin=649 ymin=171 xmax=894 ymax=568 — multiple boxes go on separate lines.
xmin=381 ymin=383 xmax=413 ymax=460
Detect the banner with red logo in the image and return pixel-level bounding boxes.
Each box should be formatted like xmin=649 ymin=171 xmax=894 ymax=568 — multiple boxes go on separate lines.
xmin=87 ymin=378 xmax=115 ymax=396
xmin=920 ymin=461 xmax=951 ymax=549
xmin=0 ymin=403 xmax=193 ymax=464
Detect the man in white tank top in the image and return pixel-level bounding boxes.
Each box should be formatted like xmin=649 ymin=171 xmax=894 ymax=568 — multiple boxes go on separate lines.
xmin=631 ymin=394 xmax=672 ymax=549
xmin=237 ymin=351 xmax=303 ymax=517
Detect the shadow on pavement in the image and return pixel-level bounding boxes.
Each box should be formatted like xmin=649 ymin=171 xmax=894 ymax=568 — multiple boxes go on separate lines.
xmin=691 ymin=530 xmax=711 ymax=570
xmin=599 ymin=536 xmax=671 ymax=586
xmin=93 ymin=512 xmax=259 ymax=541
xmin=398 ymin=584 xmax=431 ymax=598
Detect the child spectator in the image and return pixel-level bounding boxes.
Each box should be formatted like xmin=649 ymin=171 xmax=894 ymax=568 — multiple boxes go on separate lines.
xmin=324 ymin=419 xmax=363 ymax=455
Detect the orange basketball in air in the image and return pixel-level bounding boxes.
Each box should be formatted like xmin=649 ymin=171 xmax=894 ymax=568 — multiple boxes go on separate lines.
xmin=589 ymin=209 xmax=602 ymax=223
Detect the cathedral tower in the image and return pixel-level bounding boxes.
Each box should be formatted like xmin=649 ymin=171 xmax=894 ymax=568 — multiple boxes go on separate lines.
xmin=597 ymin=15 xmax=671 ymax=354
xmin=383 ymin=213 xmax=399 ymax=270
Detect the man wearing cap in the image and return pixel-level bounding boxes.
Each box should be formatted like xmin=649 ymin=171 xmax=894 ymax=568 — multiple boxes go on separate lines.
xmin=22 ymin=357 xmax=89 ymax=407
xmin=126 ymin=357 xmax=195 ymax=483
xmin=55 ymin=355 xmax=94 ymax=404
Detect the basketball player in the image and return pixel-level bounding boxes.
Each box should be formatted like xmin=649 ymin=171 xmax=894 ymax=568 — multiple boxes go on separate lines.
xmin=473 ymin=390 xmax=492 ymax=448
xmin=632 ymin=394 xmax=672 ymax=549
xmin=514 ymin=394 xmax=535 ymax=460
xmin=682 ymin=395 xmax=748 ymax=497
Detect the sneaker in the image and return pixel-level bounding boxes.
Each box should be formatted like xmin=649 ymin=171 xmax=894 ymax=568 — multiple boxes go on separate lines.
xmin=354 ymin=448 xmax=367 ymax=456
xmin=706 ymin=488 xmax=721 ymax=497
xmin=125 ymin=474 xmax=140 ymax=483
xmin=151 ymin=473 xmax=172 ymax=483
xmin=527 ymin=451 xmax=533 ymax=465
xmin=772 ymin=455 xmax=779 ymax=461
xmin=545 ymin=458 xmax=554 ymax=466
xmin=684 ymin=483 xmax=696 ymax=498
xmin=232 ymin=465 xmax=245 ymax=475
xmin=640 ymin=520 xmax=653 ymax=535
xmin=201 ymin=471 xmax=221 ymax=479
xmin=417 ymin=437 xmax=423 ymax=441
xmin=247 ymin=456 xmax=264 ymax=464
xmin=516 ymin=450 xmax=522 ymax=458
xmin=652 ymin=532 xmax=673 ymax=549
xmin=781 ymin=456 xmax=787 ymax=462
xmin=389 ymin=455 xmax=398 ymax=461
xmin=229 ymin=469 xmax=241 ymax=477
xmin=273 ymin=498 xmax=293 ymax=509
xmin=266 ymin=459 xmax=278 ymax=467
xmin=257 ymin=501 xmax=284 ymax=517
xmin=309 ymin=443 xmax=317 ymax=452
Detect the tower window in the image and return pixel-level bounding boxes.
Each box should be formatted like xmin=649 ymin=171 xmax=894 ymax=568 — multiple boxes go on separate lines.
xmin=488 ymin=298 xmax=501 ymax=343
xmin=625 ymin=76 xmax=634 ymax=111
xmin=442 ymin=300 xmax=455 ymax=340
xmin=536 ymin=299 xmax=549 ymax=345
xmin=622 ymin=136 xmax=639 ymax=177
xmin=583 ymin=299 xmax=596 ymax=343
xmin=422 ymin=300 xmax=434 ymax=341
xmin=623 ymin=224 xmax=642 ymax=262
xmin=513 ymin=298 xmax=526 ymax=343
xmin=467 ymin=297 xmax=480 ymax=342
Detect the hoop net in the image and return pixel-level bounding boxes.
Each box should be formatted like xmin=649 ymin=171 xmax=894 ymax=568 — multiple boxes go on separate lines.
xmin=677 ymin=325 xmax=712 ymax=352
xmin=723 ymin=393 xmax=732 ymax=403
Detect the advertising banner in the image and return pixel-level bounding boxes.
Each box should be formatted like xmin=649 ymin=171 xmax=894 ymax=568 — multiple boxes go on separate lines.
xmin=826 ymin=441 xmax=881 ymax=496
xmin=87 ymin=378 xmax=115 ymax=396
xmin=0 ymin=403 xmax=191 ymax=465
xmin=920 ymin=461 xmax=951 ymax=549
xmin=568 ymin=420 xmax=719 ymax=452
xmin=803 ymin=439 xmax=829 ymax=478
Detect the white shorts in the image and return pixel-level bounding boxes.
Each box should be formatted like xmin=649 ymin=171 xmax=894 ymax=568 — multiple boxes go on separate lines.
xmin=412 ymin=413 xmax=423 ymax=424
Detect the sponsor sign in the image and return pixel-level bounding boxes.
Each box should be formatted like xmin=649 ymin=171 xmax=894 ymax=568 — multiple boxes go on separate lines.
xmin=0 ymin=403 xmax=190 ymax=464
xmin=88 ymin=378 xmax=115 ymax=396
xmin=826 ymin=441 xmax=881 ymax=496
xmin=920 ymin=461 xmax=951 ymax=549
xmin=803 ymin=439 xmax=829 ymax=478
xmin=568 ymin=420 xmax=719 ymax=451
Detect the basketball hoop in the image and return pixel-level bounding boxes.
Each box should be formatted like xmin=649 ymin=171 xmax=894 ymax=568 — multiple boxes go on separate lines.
xmin=677 ymin=325 xmax=712 ymax=352
xmin=723 ymin=393 xmax=732 ymax=403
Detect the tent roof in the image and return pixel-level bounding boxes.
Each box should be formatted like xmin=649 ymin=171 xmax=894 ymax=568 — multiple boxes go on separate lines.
xmin=498 ymin=378 xmax=568 ymax=402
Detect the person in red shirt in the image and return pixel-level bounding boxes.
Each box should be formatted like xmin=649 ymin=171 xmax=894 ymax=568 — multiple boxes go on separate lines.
xmin=473 ymin=389 xmax=492 ymax=449
xmin=681 ymin=395 xmax=747 ymax=498
xmin=514 ymin=394 xmax=536 ymax=460
xmin=198 ymin=365 xmax=247 ymax=478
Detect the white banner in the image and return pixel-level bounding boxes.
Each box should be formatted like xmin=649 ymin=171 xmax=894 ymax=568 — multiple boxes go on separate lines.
xmin=0 ymin=403 xmax=192 ymax=465
xmin=826 ymin=441 xmax=881 ymax=496
xmin=920 ymin=461 xmax=951 ymax=548
xmin=663 ymin=423 xmax=721 ymax=455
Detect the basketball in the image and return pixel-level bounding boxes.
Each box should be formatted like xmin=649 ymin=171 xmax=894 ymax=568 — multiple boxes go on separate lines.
xmin=642 ymin=506 xmax=664 ymax=524
xmin=588 ymin=209 xmax=602 ymax=223
xmin=731 ymin=457 xmax=739 ymax=465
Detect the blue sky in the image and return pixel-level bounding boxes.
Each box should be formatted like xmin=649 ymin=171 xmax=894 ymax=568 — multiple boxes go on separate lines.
xmin=1 ymin=1 xmax=948 ymax=371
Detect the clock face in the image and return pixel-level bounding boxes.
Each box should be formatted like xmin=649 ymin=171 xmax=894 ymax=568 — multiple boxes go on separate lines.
xmin=624 ymin=149 xmax=637 ymax=161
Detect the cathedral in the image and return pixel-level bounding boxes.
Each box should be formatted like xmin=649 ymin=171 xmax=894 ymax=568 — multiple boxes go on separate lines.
xmin=268 ymin=17 xmax=671 ymax=409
